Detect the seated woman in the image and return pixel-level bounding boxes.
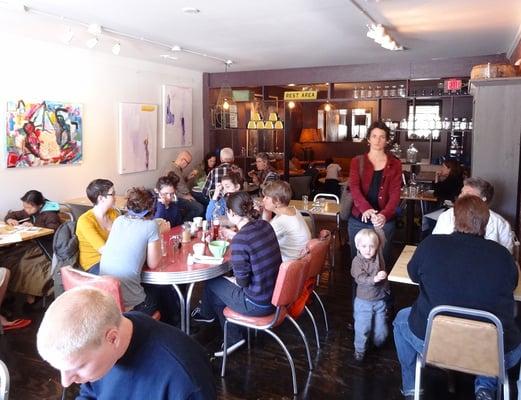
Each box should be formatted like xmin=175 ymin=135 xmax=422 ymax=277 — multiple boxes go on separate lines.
xmin=433 ymin=159 xmax=464 ymax=204
xmin=76 ymin=179 xmax=119 ymax=274
xmin=248 ymin=152 xmax=279 ymax=189
xmin=190 ymin=152 xmax=219 ymax=207
xmin=153 ymin=175 xmax=182 ymax=228
xmin=261 ymin=180 xmax=311 ymax=261
xmin=205 ymin=172 xmax=242 ymax=222
xmin=2 ymin=190 xmax=61 ymax=301
xmin=393 ymin=195 xmax=521 ymax=400
xmin=100 ymin=188 xmax=162 ymax=315
xmin=192 ymin=192 xmax=282 ymax=357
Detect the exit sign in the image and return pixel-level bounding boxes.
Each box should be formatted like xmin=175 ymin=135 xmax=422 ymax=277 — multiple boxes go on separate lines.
xmin=444 ymin=78 xmax=462 ymax=92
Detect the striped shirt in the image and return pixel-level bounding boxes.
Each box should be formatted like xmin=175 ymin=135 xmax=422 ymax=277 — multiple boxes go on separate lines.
xmin=201 ymin=162 xmax=243 ymax=198
xmin=231 ymin=219 xmax=282 ymax=305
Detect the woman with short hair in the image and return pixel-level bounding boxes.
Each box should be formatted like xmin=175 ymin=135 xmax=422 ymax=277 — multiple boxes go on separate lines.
xmin=393 ymin=195 xmax=521 ymax=400
xmin=262 ymin=180 xmax=311 ymax=261
xmin=248 ymin=152 xmax=279 ymax=189
xmin=76 ymin=179 xmax=119 ymax=274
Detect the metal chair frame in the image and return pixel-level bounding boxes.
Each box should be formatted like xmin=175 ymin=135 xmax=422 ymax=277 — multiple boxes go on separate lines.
xmin=0 ymin=359 xmax=9 ymax=400
xmin=312 ymin=193 xmax=340 ymax=269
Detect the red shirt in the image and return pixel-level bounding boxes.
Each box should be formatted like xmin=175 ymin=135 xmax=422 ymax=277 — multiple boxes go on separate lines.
xmin=349 ymin=154 xmax=402 ymax=221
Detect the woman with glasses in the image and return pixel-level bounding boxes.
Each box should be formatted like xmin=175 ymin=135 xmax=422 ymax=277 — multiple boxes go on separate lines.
xmin=153 ymin=175 xmax=183 ymax=227
xmin=76 ymin=179 xmax=119 ymax=275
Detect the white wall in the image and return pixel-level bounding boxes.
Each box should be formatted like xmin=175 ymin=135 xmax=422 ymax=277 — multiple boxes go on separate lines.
xmin=0 ymin=34 xmax=203 ymax=216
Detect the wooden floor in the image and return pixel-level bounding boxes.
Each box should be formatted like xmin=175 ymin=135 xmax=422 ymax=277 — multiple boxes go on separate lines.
xmin=1 ymin=241 xmax=515 ymax=400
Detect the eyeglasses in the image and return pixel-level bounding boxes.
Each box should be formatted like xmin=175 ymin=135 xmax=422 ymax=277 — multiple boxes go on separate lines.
xmin=160 ymin=192 xmax=176 ymax=197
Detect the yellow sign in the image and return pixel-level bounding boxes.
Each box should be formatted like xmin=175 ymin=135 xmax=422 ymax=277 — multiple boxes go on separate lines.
xmin=284 ymin=91 xmax=318 ymax=101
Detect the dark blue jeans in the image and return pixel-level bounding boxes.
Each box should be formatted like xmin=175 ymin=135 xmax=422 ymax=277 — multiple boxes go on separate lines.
xmin=201 ymin=277 xmax=275 ymax=343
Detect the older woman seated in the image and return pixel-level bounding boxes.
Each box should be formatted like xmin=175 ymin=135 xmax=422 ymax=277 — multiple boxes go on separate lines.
xmin=393 ymin=195 xmax=521 ymax=400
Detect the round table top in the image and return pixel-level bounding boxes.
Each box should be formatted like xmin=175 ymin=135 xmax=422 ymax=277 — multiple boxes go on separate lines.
xmin=142 ymin=227 xmax=232 ymax=285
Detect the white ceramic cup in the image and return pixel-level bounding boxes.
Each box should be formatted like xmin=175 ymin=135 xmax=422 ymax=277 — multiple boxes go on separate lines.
xmin=193 ymin=242 xmax=205 ymax=257
xmin=193 ymin=216 xmax=203 ymax=228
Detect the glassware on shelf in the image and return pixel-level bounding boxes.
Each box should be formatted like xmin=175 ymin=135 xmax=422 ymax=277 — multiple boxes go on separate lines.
xmin=460 ymin=118 xmax=467 ymax=130
xmin=399 ymin=84 xmax=406 ymax=97
xmin=434 ymin=116 xmax=442 ymax=130
xmin=390 ymin=85 xmax=397 ymax=97
xmin=366 ymin=86 xmax=373 ymax=98
xmin=452 ymin=118 xmax=460 ymax=130
xmin=400 ymin=118 xmax=408 ymax=129
xmin=468 ymin=119 xmax=473 ymax=130
xmin=406 ymin=143 xmax=419 ymax=163
xmin=390 ymin=143 xmax=402 ymax=159
xmin=383 ymin=86 xmax=389 ymax=97
xmin=353 ymin=87 xmax=360 ymax=99
xmin=360 ymin=87 xmax=367 ymax=98
xmin=375 ymin=86 xmax=382 ymax=97
xmin=442 ymin=117 xmax=451 ymax=130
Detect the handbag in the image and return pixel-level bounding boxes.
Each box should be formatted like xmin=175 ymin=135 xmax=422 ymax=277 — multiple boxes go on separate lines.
xmin=339 ymin=155 xmax=364 ymax=221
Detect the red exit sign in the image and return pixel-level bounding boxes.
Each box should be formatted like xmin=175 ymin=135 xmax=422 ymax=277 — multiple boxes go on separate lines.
xmin=444 ymin=78 xmax=462 ymax=92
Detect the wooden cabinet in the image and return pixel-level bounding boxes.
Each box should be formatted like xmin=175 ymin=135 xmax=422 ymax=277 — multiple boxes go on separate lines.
xmin=471 ymin=77 xmax=521 ymax=230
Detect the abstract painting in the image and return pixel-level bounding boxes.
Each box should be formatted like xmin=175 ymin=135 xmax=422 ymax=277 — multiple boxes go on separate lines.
xmin=6 ymin=99 xmax=83 ymax=168
xmin=118 ymin=103 xmax=158 ymax=174
xmin=162 ymin=85 xmax=192 ymax=148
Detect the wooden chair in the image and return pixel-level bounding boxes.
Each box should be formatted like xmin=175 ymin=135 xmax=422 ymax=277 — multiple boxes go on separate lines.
xmin=0 ymin=359 xmax=9 ymax=400
xmin=415 ymin=305 xmax=520 ymax=400
xmin=312 ymin=193 xmax=339 ymax=268
xmin=221 ymin=258 xmax=313 ymax=396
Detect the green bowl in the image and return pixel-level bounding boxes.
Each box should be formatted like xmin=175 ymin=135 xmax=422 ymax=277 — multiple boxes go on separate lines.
xmin=208 ymin=240 xmax=229 ymax=258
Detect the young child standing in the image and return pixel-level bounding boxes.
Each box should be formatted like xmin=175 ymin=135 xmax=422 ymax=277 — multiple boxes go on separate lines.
xmin=350 ymin=228 xmax=389 ymax=361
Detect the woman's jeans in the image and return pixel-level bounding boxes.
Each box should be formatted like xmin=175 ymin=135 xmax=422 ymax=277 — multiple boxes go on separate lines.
xmin=393 ymin=307 xmax=521 ymax=396
xmin=354 ymin=297 xmax=388 ymax=353
xmin=348 ymin=216 xmax=395 ymax=267
xmin=201 ymin=277 xmax=275 ymax=344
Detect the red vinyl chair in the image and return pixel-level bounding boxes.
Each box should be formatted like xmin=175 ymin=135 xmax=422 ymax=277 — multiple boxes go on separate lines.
xmin=61 ymin=266 xmax=125 ymax=311
xmin=60 ymin=267 xmax=160 ymax=320
xmin=220 ymin=258 xmax=312 ymax=396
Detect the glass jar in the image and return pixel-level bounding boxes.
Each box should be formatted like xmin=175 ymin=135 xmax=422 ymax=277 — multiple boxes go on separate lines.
xmin=400 ymin=118 xmax=408 ymax=129
xmin=406 ymin=143 xmax=419 ymax=164
xmin=442 ymin=117 xmax=451 ymax=130
xmin=452 ymin=117 xmax=460 ymax=130
xmin=460 ymin=118 xmax=467 ymax=130
xmin=390 ymin=85 xmax=397 ymax=97
xmin=390 ymin=143 xmax=402 ymax=159
xmin=360 ymin=87 xmax=367 ymax=98
xmin=383 ymin=86 xmax=389 ymax=97
xmin=366 ymin=86 xmax=373 ymax=98
xmin=398 ymin=84 xmax=406 ymax=97
xmin=353 ymin=87 xmax=359 ymax=99
xmin=375 ymin=86 xmax=382 ymax=97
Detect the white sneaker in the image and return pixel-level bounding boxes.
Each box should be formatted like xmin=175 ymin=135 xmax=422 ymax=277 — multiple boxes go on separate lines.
xmin=213 ymin=339 xmax=246 ymax=357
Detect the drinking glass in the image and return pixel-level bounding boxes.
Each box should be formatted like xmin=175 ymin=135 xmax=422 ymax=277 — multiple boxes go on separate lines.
xmin=302 ymin=195 xmax=308 ymax=209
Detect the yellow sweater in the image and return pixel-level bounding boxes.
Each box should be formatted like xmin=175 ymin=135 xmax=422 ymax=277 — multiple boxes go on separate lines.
xmin=76 ymin=208 xmax=119 ymax=270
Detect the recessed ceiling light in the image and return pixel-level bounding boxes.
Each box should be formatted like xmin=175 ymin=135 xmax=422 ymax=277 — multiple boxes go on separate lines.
xmin=171 ymin=45 xmax=182 ymax=52
xmin=160 ymin=54 xmax=178 ymax=61
xmin=182 ymin=7 xmax=200 ymax=14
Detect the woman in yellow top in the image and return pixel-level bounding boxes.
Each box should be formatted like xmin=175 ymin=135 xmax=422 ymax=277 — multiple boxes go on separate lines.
xmin=76 ymin=179 xmax=119 ymax=274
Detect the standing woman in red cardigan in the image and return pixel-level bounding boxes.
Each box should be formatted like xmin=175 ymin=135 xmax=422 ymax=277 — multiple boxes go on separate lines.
xmin=348 ymin=121 xmax=402 ymax=268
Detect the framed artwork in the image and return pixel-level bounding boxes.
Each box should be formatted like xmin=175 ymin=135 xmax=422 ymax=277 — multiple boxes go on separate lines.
xmin=162 ymin=85 xmax=192 ymax=148
xmin=118 ymin=103 xmax=158 ymax=174
xmin=6 ymin=99 xmax=82 ymax=168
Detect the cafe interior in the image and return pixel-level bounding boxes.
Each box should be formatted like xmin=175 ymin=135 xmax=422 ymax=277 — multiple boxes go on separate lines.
xmin=1 ymin=0 xmax=521 ymax=399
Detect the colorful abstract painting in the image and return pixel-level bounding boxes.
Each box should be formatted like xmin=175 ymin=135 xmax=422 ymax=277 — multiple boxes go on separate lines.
xmin=162 ymin=85 xmax=192 ymax=148
xmin=6 ymin=100 xmax=82 ymax=168
xmin=118 ymin=103 xmax=157 ymax=174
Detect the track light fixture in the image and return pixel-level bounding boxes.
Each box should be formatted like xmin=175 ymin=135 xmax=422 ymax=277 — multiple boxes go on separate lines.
xmin=366 ymin=24 xmax=404 ymax=51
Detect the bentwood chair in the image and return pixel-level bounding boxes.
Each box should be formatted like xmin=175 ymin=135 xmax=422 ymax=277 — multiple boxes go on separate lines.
xmin=0 ymin=360 xmax=9 ymax=400
xmin=221 ymin=258 xmax=313 ymax=396
xmin=415 ymin=305 xmax=520 ymax=400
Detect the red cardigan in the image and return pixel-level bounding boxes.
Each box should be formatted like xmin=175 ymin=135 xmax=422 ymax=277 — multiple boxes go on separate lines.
xmin=349 ymin=154 xmax=402 ymax=221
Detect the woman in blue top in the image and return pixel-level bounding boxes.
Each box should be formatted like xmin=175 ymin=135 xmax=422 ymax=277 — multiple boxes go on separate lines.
xmin=205 ymin=172 xmax=242 ymax=222
xmin=153 ymin=175 xmax=183 ymax=227
xmin=193 ymin=191 xmax=282 ymax=357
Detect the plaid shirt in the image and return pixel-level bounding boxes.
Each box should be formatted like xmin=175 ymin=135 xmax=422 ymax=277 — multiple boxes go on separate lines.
xmin=201 ymin=162 xmax=243 ymax=197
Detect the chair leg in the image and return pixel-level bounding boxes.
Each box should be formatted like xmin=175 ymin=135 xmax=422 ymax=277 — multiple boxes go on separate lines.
xmin=502 ymin=377 xmax=509 ymax=400
xmin=220 ymin=320 xmax=229 ymax=377
xmin=264 ymin=328 xmax=298 ymax=396
xmin=247 ymin=327 xmax=251 ymax=350
xmin=414 ymin=355 xmax=422 ymax=400
xmin=312 ymin=290 xmax=329 ymax=332
xmin=304 ymin=305 xmax=320 ymax=349
xmin=286 ymin=315 xmax=314 ymax=371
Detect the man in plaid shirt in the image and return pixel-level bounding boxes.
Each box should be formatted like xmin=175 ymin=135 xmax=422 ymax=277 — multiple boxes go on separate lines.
xmin=201 ymin=147 xmax=243 ymax=198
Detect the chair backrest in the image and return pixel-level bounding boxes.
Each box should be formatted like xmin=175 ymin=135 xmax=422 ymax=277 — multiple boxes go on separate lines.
xmin=313 ymin=193 xmax=340 ymax=203
xmin=58 ymin=203 xmax=75 ymax=223
xmin=271 ymin=258 xmax=309 ymax=307
xmin=299 ymin=210 xmax=316 ymax=238
xmin=306 ymin=236 xmax=330 ymax=278
xmin=60 ymin=266 xmax=125 ymax=312
xmin=288 ymin=176 xmax=312 ymax=200
xmin=422 ymin=305 xmax=504 ymax=379
xmin=0 ymin=360 xmax=9 ymax=400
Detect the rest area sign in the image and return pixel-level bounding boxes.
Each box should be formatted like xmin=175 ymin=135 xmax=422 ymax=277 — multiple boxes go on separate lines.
xmin=284 ymin=91 xmax=318 ymax=100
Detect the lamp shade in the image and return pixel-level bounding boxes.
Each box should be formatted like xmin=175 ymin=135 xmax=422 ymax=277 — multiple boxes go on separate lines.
xmin=299 ymin=128 xmax=321 ymax=143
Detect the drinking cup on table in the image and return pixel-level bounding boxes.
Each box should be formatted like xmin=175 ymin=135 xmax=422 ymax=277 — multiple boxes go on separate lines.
xmin=193 ymin=216 xmax=203 ymax=228
xmin=302 ymin=195 xmax=308 ymax=209
xmin=193 ymin=242 xmax=205 ymax=257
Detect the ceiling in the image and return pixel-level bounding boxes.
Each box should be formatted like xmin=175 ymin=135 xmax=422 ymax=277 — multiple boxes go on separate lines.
xmin=0 ymin=0 xmax=520 ymax=72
